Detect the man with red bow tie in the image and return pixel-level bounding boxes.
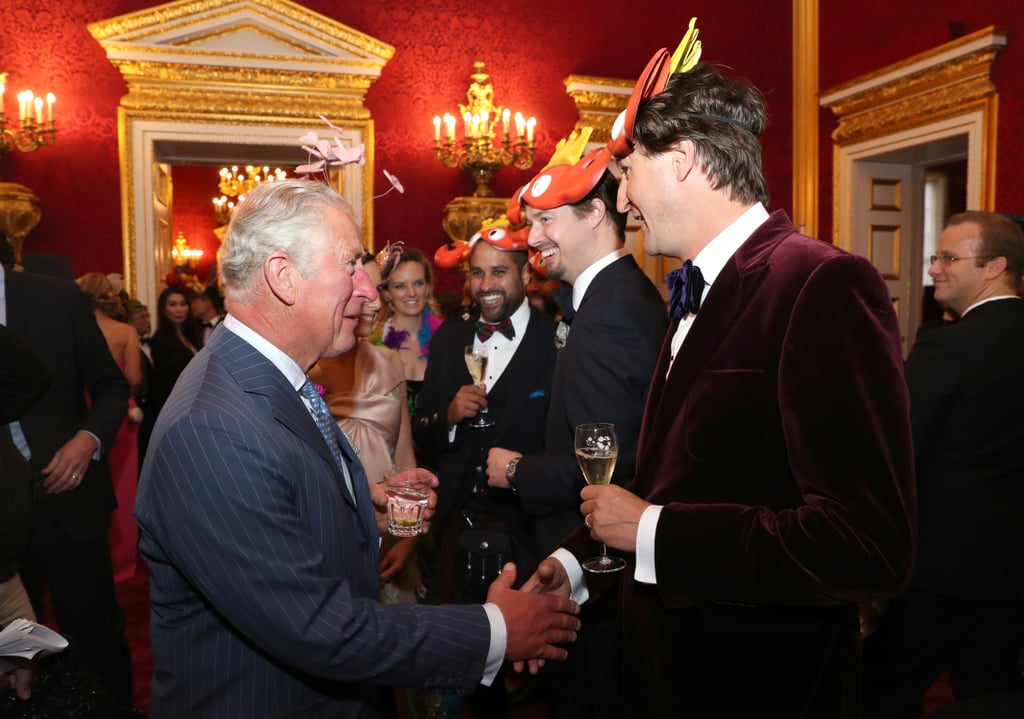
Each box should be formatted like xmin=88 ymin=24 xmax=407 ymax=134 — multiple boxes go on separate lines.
xmin=414 ymin=220 xmax=557 ymax=716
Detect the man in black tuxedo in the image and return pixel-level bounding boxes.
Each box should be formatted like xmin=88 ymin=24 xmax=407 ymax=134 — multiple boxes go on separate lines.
xmin=414 ymin=224 xmax=556 ymax=716
xmin=0 ymin=252 xmax=133 ymax=705
xmin=486 ymin=134 xmax=667 ymax=718
xmin=864 ymin=211 xmax=1024 ymax=716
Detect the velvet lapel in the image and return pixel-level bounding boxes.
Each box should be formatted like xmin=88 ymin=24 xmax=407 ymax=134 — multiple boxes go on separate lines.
xmin=636 ymin=218 xmax=787 ymax=472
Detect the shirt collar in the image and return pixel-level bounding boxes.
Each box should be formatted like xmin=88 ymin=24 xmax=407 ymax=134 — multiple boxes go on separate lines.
xmin=572 ymin=247 xmax=629 ymax=310
xmin=961 ymin=294 xmax=1021 ymax=317
xmin=691 ymin=203 xmax=770 ymax=299
xmin=509 ymin=297 xmax=531 ymax=336
xmin=222 ymin=314 xmax=307 ymax=392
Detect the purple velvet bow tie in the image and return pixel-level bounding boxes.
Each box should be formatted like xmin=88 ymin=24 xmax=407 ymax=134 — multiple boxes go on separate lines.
xmin=665 ymin=260 xmax=706 ymax=319
xmin=475 ymin=317 xmax=515 ymax=342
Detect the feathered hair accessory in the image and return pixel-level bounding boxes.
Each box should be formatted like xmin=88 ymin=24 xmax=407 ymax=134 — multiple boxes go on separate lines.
xmin=607 ymin=16 xmax=703 ymax=159
xmin=506 ymin=127 xmax=611 ymax=226
xmin=295 ymin=115 xmax=404 ymax=211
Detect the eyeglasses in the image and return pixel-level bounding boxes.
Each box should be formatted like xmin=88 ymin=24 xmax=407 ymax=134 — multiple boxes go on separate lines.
xmin=928 ymin=253 xmax=991 ymax=267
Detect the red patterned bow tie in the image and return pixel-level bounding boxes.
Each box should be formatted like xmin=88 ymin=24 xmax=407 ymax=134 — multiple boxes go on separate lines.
xmin=475 ymin=317 xmax=515 ymax=342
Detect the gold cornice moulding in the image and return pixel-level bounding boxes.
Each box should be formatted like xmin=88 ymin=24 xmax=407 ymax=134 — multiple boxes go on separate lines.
xmin=564 ymin=74 xmax=631 ymax=144
xmin=108 ymin=60 xmax=376 ymax=91
xmin=821 ymin=26 xmax=1007 ymax=148
xmin=88 ymin=0 xmax=395 ymax=61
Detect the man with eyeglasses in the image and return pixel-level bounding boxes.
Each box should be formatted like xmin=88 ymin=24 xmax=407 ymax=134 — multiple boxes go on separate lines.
xmin=864 ymin=210 xmax=1024 ymax=716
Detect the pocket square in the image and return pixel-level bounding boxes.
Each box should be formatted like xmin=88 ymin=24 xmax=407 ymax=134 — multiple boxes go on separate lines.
xmin=529 ymin=390 xmax=548 ymax=399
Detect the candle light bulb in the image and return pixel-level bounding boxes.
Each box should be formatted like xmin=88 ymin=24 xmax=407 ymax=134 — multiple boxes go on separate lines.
xmin=46 ymin=93 xmax=55 ymax=123
xmin=433 ymin=116 xmax=441 ymax=142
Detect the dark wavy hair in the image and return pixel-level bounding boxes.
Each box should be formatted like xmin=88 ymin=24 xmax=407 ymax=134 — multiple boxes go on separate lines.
xmin=632 ymin=63 xmax=770 ymax=207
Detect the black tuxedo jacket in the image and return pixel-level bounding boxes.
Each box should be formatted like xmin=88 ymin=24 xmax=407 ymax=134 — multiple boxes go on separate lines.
xmin=517 ymin=254 xmax=668 ymax=555
xmin=906 ymin=297 xmax=1024 ymax=599
xmin=413 ymin=306 xmax=556 ymax=554
xmin=0 ymin=323 xmax=53 ymax=579
xmin=4 ymin=270 xmax=129 ymax=541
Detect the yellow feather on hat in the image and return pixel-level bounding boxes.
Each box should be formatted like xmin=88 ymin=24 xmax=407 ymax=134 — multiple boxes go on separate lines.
xmin=540 ymin=127 xmax=594 ymax=171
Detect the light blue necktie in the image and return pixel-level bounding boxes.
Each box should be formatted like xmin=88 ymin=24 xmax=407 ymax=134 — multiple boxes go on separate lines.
xmin=300 ymin=379 xmax=354 ymax=499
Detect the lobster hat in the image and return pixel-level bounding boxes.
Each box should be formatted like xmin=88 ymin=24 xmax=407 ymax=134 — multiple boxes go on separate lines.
xmin=607 ymin=16 xmax=702 ymax=160
xmin=507 ymin=127 xmax=610 ymax=226
xmin=434 ymin=215 xmax=529 ymax=269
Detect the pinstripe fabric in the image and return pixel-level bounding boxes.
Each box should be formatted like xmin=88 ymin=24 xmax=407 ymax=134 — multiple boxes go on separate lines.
xmin=136 ymin=328 xmax=492 ymax=718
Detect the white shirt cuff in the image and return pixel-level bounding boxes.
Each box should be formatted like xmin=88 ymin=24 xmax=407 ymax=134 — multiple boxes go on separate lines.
xmin=634 ymin=504 xmax=662 ymax=584
xmin=480 ymin=603 xmax=506 ymax=685
xmin=551 ymin=548 xmax=590 ymax=605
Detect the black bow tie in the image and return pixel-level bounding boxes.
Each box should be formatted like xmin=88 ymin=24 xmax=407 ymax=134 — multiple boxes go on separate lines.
xmin=201 ymin=321 xmax=214 ymax=329
xmin=475 ymin=317 xmax=515 ymax=342
xmin=665 ymin=260 xmax=706 ymax=319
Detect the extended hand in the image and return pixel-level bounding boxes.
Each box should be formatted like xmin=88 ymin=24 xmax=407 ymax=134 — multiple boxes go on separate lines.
xmin=446 ymin=384 xmax=487 ymax=426
xmin=580 ymin=484 xmax=649 ymax=553
xmin=520 ymin=557 xmax=571 ymax=598
xmin=41 ymin=431 xmax=98 ymax=494
xmin=487 ymin=564 xmax=579 ymax=668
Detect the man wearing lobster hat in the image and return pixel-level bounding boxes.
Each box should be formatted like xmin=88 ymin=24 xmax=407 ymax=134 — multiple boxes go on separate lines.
xmin=414 ymin=219 xmax=556 ymax=716
xmin=523 ymin=18 xmax=916 ymax=717
xmin=486 ymin=128 xmax=667 ymax=718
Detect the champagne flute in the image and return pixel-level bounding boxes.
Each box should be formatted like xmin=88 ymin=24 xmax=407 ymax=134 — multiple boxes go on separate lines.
xmin=575 ymin=423 xmax=626 ymax=573
xmin=464 ymin=345 xmax=495 ymax=428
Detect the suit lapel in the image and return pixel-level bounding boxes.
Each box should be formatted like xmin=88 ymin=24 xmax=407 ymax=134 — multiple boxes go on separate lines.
xmin=214 ymin=330 xmax=360 ymax=509
xmin=637 ymin=223 xmax=780 ymax=468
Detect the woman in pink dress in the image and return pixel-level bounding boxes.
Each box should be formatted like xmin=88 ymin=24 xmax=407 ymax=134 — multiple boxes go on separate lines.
xmin=76 ymin=273 xmax=142 ymax=582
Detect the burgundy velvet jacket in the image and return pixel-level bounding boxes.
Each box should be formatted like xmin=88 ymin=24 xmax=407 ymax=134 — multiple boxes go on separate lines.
xmin=565 ymin=211 xmax=916 ymax=713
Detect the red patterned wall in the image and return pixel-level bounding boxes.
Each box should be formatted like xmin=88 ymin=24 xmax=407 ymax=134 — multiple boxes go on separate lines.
xmin=1 ymin=0 xmax=1020 ymax=296
xmin=0 ymin=0 xmax=790 ymax=296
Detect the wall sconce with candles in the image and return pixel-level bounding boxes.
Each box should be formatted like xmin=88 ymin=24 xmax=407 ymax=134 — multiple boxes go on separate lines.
xmin=0 ymin=72 xmax=58 ymax=265
xmin=0 ymin=72 xmax=56 ymax=156
xmin=432 ymin=61 xmax=536 ymax=198
xmin=212 ymin=164 xmax=287 ymax=225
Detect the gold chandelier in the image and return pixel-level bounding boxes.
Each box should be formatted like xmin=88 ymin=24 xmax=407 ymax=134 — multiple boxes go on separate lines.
xmin=171 ymin=231 xmax=203 ymax=270
xmin=212 ymin=165 xmax=287 ymax=224
xmin=432 ymin=61 xmax=536 ymax=197
xmin=0 ymin=72 xmax=56 ymax=157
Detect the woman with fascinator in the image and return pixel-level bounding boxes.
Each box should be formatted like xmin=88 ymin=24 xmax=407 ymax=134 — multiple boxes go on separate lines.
xmin=372 ymin=245 xmax=444 ymax=416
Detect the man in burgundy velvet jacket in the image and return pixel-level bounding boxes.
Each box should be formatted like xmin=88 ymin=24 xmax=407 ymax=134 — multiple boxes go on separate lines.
xmin=526 ymin=59 xmax=917 ymax=717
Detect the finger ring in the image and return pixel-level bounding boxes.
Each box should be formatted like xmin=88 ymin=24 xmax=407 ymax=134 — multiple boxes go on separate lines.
xmin=584 ymin=514 xmax=592 ymax=530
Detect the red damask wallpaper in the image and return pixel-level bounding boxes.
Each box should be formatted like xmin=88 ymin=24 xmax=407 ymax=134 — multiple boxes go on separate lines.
xmin=0 ymin=0 xmax=1020 ymax=297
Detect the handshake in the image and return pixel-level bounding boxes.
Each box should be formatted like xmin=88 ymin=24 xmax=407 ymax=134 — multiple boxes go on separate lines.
xmin=484 ymin=558 xmax=579 ymax=667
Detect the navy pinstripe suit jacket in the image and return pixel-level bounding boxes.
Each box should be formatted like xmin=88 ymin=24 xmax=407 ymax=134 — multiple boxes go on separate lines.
xmin=136 ymin=327 xmax=491 ymax=718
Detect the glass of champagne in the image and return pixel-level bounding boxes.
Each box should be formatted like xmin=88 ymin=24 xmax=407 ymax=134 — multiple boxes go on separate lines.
xmin=575 ymin=422 xmax=626 ymax=573
xmin=464 ymin=345 xmax=495 ymax=428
